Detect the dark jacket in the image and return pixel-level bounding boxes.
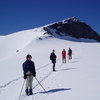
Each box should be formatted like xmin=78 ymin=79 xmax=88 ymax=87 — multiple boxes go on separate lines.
xmin=68 ymin=49 xmax=72 ymax=56
xmin=23 ymin=60 xmax=36 ymax=76
xmin=50 ymin=53 xmax=57 ymax=63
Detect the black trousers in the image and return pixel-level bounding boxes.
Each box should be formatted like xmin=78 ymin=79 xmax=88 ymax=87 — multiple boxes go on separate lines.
xmin=51 ymin=60 xmax=56 ymax=71
xmin=68 ymin=55 xmax=72 ymax=60
xmin=53 ymin=62 xmax=55 ymax=71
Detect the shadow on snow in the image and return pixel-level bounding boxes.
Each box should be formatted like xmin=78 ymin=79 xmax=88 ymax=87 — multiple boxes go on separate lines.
xmin=57 ymin=68 xmax=76 ymax=72
xmin=34 ymin=88 xmax=72 ymax=95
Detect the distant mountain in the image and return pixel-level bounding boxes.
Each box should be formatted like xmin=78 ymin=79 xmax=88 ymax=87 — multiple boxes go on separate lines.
xmin=43 ymin=17 xmax=100 ymax=42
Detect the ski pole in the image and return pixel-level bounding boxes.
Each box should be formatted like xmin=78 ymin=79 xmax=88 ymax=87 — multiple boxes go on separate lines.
xmin=18 ymin=79 xmax=25 ymax=100
xmin=35 ymin=77 xmax=47 ymax=93
xmin=32 ymin=78 xmax=34 ymax=100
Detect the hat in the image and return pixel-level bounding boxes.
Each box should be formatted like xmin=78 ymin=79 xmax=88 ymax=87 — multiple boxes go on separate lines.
xmin=26 ymin=54 xmax=32 ymax=58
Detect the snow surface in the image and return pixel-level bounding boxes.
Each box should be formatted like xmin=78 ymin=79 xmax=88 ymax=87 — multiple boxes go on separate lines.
xmin=0 ymin=27 xmax=100 ymax=100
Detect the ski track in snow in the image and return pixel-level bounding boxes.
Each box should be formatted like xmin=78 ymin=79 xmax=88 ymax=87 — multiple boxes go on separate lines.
xmin=0 ymin=59 xmax=61 ymax=90
xmin=21 ymin=61 xmax=72 ymax=100
xmin=0 ymin=58 xmax=74 ymax=100
xmin=28 ymin=58 xmax=77 ymax=100
xmin=20 ymin=60 xmax=63 ymax=100
xmin=0 ymin=62 xmax=53 ymax=90
xmin=0 ymin=77 xmax=22 ymax=89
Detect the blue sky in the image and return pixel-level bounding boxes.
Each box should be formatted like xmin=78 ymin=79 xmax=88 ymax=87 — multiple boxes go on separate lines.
xmin=0 ymin=0 xmax=100 ymax=35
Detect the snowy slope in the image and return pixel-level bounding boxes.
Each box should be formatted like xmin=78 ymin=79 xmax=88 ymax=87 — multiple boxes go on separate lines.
xmin=0 ymin=27 xmax=100 ymax=100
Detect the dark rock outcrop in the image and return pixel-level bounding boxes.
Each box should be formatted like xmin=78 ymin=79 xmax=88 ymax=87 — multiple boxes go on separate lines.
xmin=43 ymin=17 xmax=100 ymax=42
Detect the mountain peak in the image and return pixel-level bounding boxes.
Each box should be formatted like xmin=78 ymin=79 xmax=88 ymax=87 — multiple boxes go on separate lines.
xmin=63 ymin=17 xmax=80 ymax=23
xmin=43 ymin=17 xmax=100 ymax=42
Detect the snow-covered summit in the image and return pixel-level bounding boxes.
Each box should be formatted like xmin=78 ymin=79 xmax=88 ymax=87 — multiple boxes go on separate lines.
xmin=1 ymin=17 xmax=100 ymax=42
xmin=62 ymin=17 xmax=80 ymax=23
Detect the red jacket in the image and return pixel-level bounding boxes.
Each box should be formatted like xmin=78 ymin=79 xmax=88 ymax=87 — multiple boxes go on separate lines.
xmin=62 ymin=51 xmax=66 ymax=57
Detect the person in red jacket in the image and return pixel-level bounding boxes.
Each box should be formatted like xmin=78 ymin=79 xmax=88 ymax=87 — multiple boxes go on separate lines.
xmin=62 ymin=49 xmax=66 ymax=63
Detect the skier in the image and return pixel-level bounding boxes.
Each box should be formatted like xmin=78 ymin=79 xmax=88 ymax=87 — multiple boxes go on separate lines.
xmin=50 ymin=49 xmax=57 ymax=72
xmin=23 ymin=54 xmax=36 ymax=95
xmin=68 ymin=48 xmax=72 ymax=60
xmin=62 ymin=49 xmax=66 ymax=63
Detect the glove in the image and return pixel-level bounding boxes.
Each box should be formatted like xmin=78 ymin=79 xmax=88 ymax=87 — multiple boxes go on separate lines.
xmin=23 ymin=74 xmax=27 ymax=79
xmin=32 ymin=73 xmax=36 ymax=77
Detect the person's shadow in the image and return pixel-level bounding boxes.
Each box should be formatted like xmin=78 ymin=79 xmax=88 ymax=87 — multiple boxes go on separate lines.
xmin=69 ymin=61 xmax=79 ymax=63
xmin=36 ymin=88 xmax=72 ymax=94
xmin=33 ymin=88 xmax=72 ymax=95
xmin=57 ymin=68 xmax=76 ymax=72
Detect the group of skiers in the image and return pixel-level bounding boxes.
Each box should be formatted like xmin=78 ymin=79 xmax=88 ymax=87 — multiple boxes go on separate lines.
xmin=50 ymin=48 xmax=72 ymax=71
xmin=22 ymin=48 xmax=72 ymax=96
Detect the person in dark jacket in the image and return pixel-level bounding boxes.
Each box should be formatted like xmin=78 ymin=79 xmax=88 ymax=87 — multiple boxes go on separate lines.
xmin=62 ymin=49 xmax=66 ymax=63
xmin=23 ymin=54 xmax=36 ymax=95
xmin=68 ymin=48 xmax=72 ymax=60
xmin=50 ymin=49 xmax=57 ymax=71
